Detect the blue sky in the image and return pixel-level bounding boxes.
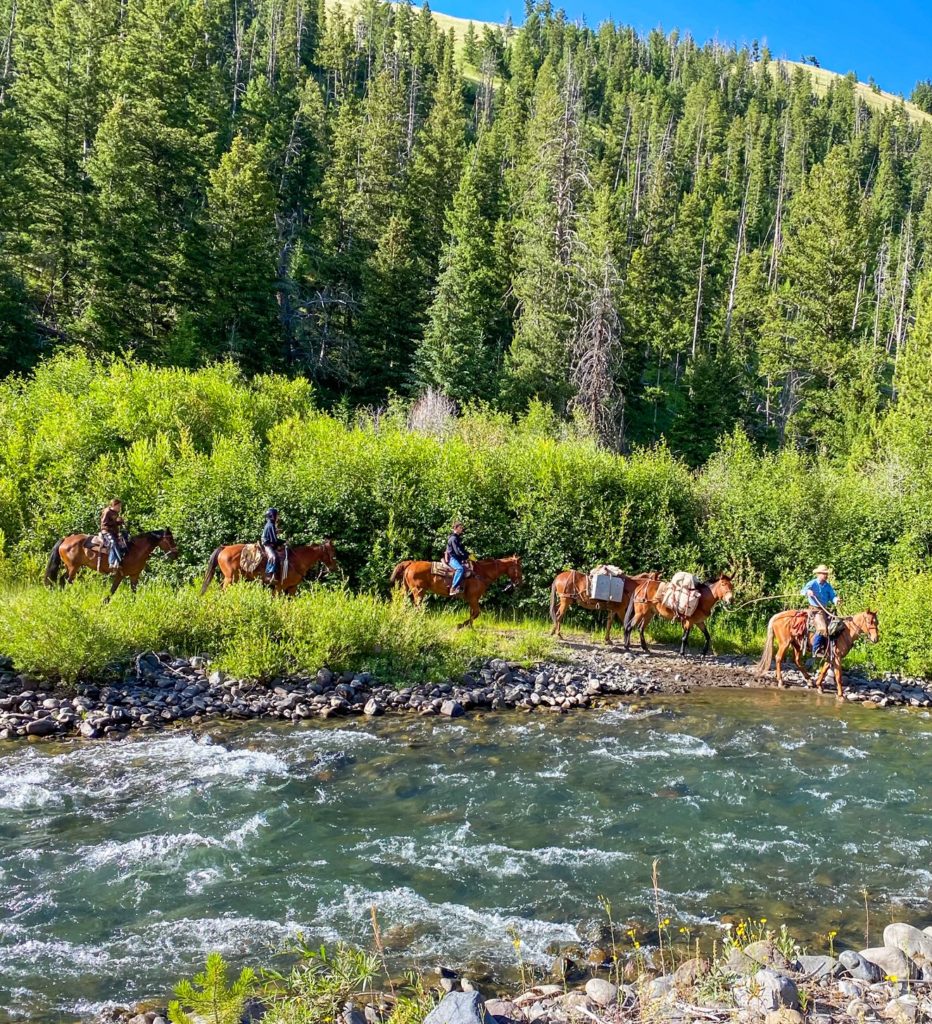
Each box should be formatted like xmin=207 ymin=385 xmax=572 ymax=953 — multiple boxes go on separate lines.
xmin=443 ymin=0 xmax=929 ymax=98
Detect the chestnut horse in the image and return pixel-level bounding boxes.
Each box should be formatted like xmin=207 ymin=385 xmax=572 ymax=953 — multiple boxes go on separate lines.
xmin=756 ymin=608 xmax=879 ymax=697
xmin=201 ymin=540 xmax=338 ymax=596
xmin=623 ymin=574 xmax=734 ymax=655
xmin=390 ymin=555 xmax=523 ymax=627
xmin=549 ymin=570 xmax=661 ymax=644
xmin=45 ymin=528 xmax=179 ymax=598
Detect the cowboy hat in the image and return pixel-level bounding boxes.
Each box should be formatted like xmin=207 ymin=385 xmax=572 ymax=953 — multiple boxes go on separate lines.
xmin=813 ymin=564 xmax=831 ymax=575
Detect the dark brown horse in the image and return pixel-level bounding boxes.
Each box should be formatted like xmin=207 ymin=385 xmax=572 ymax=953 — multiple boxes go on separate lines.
xmin=201 ymin=540 xmax=338 ymax=596
xmin=549 ymin=570 xmax=661 ymax=644
xmin=390 ymin=555 xmax=523 ymax=627
xmin=623 ymin=574 xmax=734 ymax=655
xmin=756 ymin=608 xmax=879 ymax=697
xmin=45 ymin=529 xmax=179 ymax=598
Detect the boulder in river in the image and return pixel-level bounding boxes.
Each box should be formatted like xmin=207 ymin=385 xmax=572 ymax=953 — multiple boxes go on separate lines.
xmin=25 ymin=717 xmax=58 ymax=737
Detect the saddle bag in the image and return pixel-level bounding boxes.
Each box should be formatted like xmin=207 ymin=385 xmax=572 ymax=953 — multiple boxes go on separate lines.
xmin=827 ymin=617 xmax=847 ymax=639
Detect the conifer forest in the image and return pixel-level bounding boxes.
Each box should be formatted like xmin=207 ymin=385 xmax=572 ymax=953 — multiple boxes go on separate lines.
xmin=2 ymin=0 xmax=932 ymax=466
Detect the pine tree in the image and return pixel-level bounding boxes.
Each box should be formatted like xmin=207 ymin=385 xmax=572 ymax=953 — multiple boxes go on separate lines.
xmin=204 ymin=136 xmax=280 ymax=368
xmin=416 ymin=124 xmax=510 ymax=402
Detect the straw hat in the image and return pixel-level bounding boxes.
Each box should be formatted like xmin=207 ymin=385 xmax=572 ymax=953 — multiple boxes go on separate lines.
xmin=813 ymin=564 xmax=831 ymax=575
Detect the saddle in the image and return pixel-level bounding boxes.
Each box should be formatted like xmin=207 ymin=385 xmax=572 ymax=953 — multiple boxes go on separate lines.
xmin=242 ymin=542 xmax=289 ymax=579
xmin=661 ymin=572 xmax=702 ymax=620
xmin=431 ymin=561 xmax=474 ymax=580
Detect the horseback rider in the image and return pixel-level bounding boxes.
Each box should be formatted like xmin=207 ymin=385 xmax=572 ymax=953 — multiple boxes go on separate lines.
xmin=444 ymin=522 xmax=470 ymax=596
xmin=802 ymin=564 xmax=841 ymax=657
xmin=261 ymin=508 xmax=283 ymax=584
xmin=100 ymin=499 xmax=127 ymax=568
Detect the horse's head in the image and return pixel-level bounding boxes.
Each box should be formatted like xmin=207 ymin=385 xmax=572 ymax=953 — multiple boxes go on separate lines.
xmin=713 ymin=573 xmax=734 ymax=606
xmin=319 ymin=537 xmax=339 ymax=573
xmin=154 ymin=529 xmax=179 ymax=560
xmin=504 ymin=555 xmax=523 ymax=590
xmin=861 ymin=608 xmax=880 ymax=643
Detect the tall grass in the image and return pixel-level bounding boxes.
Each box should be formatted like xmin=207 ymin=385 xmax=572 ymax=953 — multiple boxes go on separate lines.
xmin=0 ymin=580 xmax=556 ymax=683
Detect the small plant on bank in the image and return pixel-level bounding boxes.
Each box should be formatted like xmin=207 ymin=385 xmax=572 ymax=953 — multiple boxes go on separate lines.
xmin=262 ymin=936 xmax=379 ymax=1024
xmin=168 ymin=952 xmax=256 ymax=1024
xmin=387 ymin=972 xmax=437 ymax=1024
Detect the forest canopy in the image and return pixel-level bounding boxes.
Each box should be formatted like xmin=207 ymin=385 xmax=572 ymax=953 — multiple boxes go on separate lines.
xmin=1 ymin=0 xmax=932 ymax=465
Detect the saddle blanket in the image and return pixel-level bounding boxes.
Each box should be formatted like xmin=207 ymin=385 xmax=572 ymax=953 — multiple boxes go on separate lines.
xmin=662 ymin=571 xmax=702 ymax=619
xmin=431 ymin=561 xmax=473 ymax=580
xmin=791 ymin=610 xmax=808 ymax=639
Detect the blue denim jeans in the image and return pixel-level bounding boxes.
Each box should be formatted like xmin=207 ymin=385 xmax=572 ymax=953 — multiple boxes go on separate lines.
xmin=449 ymin=557 xmax=466 ymax=590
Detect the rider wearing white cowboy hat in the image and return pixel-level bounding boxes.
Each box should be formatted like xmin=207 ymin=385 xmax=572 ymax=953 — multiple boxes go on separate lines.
xmin=801 ymin=564 xmax=841 ymax=657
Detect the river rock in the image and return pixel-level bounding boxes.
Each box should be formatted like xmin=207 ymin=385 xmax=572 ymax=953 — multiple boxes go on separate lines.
xmin=735 ymin=969 xmax=800 ymax=1012
xmin=673 ymin=956 xmax=710 ymax=988
xmin=583 ymin=978 xmax=617 ymax=1007
xmin=861 ymin=946 xmax=914 ymax=980
xmin=744 ymin=940 xmax=794 ymax=971
xmin=483 ymin=1000 xmax=519 ymax=1023
xmin=423 ymin=993 xmax=490 ymax=1024
xmin=25 ymin=717 xmax=58 ymax=736
xmin=343 ymin=1009 xmax=367 ymax=1024
xmin=797 ymin=954 xmax=839 ymax=981
xmin=647 ymin=975 xmax=674 ymax=1001
xmin=765 ymin=1010 xmax=805 ymax=1024
xmin=884 ymin=995 xmax=919 ymax=1024
xmin=363 ymin=699 xmax=383 ymax=716
xmin=883 ymin=924 xmax=932 ymax=969
xmin=440 ymin=700 xmax=464 ymax=718
xmin=847 ymin=1000 xmax=873 ymax=1019
xmin=840 ymin=950 xmax=885 ymax=983
xmin=723 ymin=946 xmax=756 ymax=975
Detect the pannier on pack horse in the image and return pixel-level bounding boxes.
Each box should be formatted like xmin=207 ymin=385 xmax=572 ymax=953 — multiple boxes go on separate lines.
xmin=549 ymin=567 xmax=661 ymax=644
xmin=756 ymin=608 xmax=879 ymax=697
xmin=201 ymin=539 xmax=338 ymax=596
xmin=45 ymin=529 xmax=179 ymax=598
xmin=623 ymin=572 xmax=734 ymax=655
xmin=390 ymin=555 xmax=523 ymax=628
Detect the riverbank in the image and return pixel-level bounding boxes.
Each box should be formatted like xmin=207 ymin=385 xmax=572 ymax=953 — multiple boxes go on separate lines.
xmin=3 ymin=636 xmax=932 ymax=742
xmin=117 ymin=919 xmax=932 ymax=1024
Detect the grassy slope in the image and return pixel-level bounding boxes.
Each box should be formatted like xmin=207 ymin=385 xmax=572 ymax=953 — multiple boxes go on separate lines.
xmin=330 ymin=1 xmax=931 ymax=124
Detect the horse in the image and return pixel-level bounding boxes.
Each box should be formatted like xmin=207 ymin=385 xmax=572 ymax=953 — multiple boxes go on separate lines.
xmin=201 ymin=539 xmax=338 ymax=596
xmin=389 ymin=555 xmax=523 ymax=628
xmin=45 ymin=528 xmax=179 ymax=598
xmin=623 ymin=574 xmax=734 ymax=655
xmin=756 ymin=608 xmax=879 ymax=697
xmin=549 ymin=570 xmax=661 ymax=644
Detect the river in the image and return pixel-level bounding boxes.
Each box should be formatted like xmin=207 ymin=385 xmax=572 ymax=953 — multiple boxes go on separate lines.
xmin=2 ymin=689 xmax=931 ymax=1021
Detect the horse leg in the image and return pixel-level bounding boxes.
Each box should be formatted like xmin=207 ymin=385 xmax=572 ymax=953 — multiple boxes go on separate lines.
xmin=679 ymin=624 xmax=691 ymax=656
xmin=638 ymin=610 xmax=651 ymax=653
xmin=411 ymin=588 xmax=425 ymax=608
xmin=698 ymin=622 xmax=712 ymax=657
xmin=787 ymin=640 xmax=811 ymax=686
xmin=130 ymin=575 xmax=139 ymax=594
xmin=551 ymin=598 xmax=567 ymax=638
xmin=604 ymin=609 xmax=615 ymax=645
xmin=814 ymin=662 xmax=829 ymax=693
xmin=834 ymin=657 xmax=844 ymax=699
xmin=458 ymin=596 xmax=479 ymax=629
xmin=774 ymin=639 xmax=790 ymax=687
xmin=104 ymin=572 xmax=124 ymax=603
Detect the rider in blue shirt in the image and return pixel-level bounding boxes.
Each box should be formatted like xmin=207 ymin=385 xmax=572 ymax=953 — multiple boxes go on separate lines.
xmin=801 ymin=565 xmax=841 ymax=656
xmin=444 ymin=523 xmax=470 ymax=596
xmin=261 ymin=509 xmax=282 ymax=582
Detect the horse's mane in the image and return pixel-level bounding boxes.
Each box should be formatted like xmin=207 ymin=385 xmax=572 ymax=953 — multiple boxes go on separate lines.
xmin=143 ymin=529 xmax=167 ymax=542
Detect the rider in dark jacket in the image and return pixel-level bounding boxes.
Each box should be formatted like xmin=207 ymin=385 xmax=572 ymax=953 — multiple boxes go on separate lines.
xmin=444 ymin=523 xmax=470 ymax=595
xmin=261 ymin=509 xmax=282 ymax=582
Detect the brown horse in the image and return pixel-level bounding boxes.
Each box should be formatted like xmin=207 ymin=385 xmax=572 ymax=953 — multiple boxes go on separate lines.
xmin=201 ymin=540 xmax=338 ymax=596
xmin=756 ymin=608 xmax=879 ymax=697
xmin=623 ymin=574 xmax=734 ymax=655
xmin=549 ymin=570 xmax=661 ymax=644
xmin=45 ymin=528 xmax=179 ymax=598
xmin=390 ymin=555 xmax=523 ymax=627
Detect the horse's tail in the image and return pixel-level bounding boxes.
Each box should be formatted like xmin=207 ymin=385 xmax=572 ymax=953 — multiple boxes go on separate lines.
xmin=623 ymin=586 xmax=640 ymax=630
xmin=755 ymin=616 xmax=776 ymax=675
xmin=201 ymin=547 xmax=222 ymax=595
xmin=549 ymin=580 xmax=559 ymax=624
xmin=390 ymin=560 xmax=412 ymax=588
xmin=44 ymin=540 xmax=63 ymax=587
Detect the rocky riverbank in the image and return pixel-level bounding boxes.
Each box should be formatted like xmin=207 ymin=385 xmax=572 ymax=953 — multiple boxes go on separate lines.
xmin=111 ymin=921 xmax=932 ymax=1024
xmin=1 ymin=639 xmax=931 ymax=742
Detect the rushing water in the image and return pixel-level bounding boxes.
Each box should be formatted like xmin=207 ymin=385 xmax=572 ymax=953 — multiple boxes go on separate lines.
xmin=2 ymin=688 xmax=932 ymax=1021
